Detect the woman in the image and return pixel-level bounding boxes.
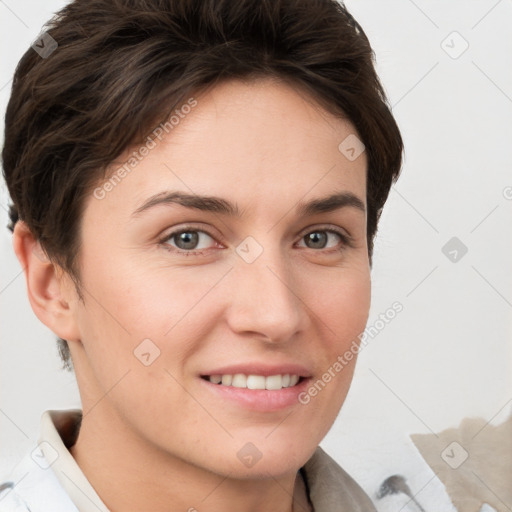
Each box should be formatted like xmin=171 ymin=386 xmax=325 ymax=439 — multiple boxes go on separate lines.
xmin=1 ymin=0 xmax=403 ymax=510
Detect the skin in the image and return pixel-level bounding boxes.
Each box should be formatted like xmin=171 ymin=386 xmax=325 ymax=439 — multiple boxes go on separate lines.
xmin=13 ymin=77 xmax=370 ymax=512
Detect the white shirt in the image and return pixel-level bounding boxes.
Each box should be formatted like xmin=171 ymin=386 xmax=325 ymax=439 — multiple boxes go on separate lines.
xmin=0 ymin=410 xmax=106 ymax=512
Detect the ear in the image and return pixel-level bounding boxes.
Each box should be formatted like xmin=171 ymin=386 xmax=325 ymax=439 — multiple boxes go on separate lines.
xmin=12 ymin=220 xmax=81 ymax=342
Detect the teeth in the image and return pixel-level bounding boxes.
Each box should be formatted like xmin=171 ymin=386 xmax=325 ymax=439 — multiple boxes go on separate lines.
xmin=232 ymin=374 xmax=247 ymax=388
xmin=221 ymin=374 xmax=232 ymax=386
xmin=206 ymin=373 xmax=301 ymax=390
xmin=265 ymin=375 xmax=283 ymax=390
xmin=247 ymin=375 xmax=266 ymax=389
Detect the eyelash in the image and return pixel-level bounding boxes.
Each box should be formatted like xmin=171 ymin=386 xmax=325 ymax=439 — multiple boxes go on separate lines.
xmin=158 ymin=224 xmax=355 ymax=257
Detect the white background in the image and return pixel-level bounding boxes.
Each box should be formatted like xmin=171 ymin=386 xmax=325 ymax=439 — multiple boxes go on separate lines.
xmin=1 ymin=1 xmax=511 ymax=510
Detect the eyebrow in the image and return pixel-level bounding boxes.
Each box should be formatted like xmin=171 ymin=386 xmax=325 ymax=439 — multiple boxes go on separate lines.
xmin=130 ymin=190 xmax=365 ymax=218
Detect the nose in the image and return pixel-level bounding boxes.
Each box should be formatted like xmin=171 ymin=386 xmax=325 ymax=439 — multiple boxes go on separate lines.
xmin=224 ymin=244 xmax=307 ymax=344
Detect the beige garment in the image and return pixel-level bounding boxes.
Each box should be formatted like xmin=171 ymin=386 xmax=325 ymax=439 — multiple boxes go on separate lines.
xmin=410 ymin=414 xmax=512 ymax=512
xmin=301 ymin=447 xmax=377 ymax=511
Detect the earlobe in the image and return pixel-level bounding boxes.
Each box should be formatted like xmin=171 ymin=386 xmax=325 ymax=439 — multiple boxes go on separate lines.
xmin=12 ymin=220 xmax=81 ymax=342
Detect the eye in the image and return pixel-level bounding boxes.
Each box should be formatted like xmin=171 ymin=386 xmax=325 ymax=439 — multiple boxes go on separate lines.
xmin=297 ymin=228 xmax=351 ymax=251
xmin=159 ymin=227 xmax=219 ymax=254
xmin=158 ymin=224 xmax=353 ymax=256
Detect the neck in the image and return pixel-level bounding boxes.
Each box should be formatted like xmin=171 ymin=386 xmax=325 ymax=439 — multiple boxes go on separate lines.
xmin=69 ymin=405 xmax=309 ymax=512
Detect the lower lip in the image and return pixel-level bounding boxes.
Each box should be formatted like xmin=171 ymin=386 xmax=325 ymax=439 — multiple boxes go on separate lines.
xmin=199 ymin=377 xmax=311 ymax=412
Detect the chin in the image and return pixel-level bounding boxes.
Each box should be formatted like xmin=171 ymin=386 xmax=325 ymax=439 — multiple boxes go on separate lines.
xmin=214 ymin=431 xmax=320 ymax=479
xmin=219 ymin=452 xmax=310 ymax=480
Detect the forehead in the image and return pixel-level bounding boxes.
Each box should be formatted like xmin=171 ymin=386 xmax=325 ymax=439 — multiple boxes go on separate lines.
xmin=84 ymin=78 xmax=367 ymax=225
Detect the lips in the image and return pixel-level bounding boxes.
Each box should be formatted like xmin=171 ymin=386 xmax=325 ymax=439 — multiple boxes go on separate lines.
xmin=198 ymin=363 xmax=311 ymax=412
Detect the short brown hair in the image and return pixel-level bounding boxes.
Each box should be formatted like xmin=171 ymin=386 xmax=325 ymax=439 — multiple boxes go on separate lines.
xmin=2 ymin=0 xmax=403 ymax=370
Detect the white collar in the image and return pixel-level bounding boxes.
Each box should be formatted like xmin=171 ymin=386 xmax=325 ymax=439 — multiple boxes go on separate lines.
xmin=39 ymin=409 xmax=109 ymax=512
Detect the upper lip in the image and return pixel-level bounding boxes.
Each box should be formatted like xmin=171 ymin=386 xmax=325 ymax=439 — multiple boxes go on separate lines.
xmin=200 ymin=363 xmax=312 ymax=378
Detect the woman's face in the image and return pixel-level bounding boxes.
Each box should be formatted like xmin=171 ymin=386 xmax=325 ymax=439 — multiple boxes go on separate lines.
xmin=69 ymin=77 xmax=370 ymax=478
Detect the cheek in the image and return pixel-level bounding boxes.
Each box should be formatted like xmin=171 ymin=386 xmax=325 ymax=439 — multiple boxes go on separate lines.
xmin=309 ymin=267 xmax=371 ymax=350
xmin=298 ymin=271 xmax=370 ymax=435
xmin=298 ymin=267 xmax=370 ymax=414
xmin=337 ymin=280 xmax=371 ymax=345
xmin=76 ymin=257 xmax=227 ymax=367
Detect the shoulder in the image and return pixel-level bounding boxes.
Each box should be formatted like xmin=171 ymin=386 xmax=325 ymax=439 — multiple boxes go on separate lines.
xmin=302 ymin=446 xmax=377 ymax=512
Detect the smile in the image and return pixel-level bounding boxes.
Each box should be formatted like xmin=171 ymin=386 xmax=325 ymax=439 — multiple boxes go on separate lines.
xmin=202 ymin=374 xmax=301 ymax=390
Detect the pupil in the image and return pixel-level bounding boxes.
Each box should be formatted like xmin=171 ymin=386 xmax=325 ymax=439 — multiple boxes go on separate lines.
xmin=177 ymin=231 xmax=199 ymax=250
xmin=307 ymin=232 xmax=327 ymax=249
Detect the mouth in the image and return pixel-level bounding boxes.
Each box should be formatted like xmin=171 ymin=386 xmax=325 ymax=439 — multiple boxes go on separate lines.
xmin=198 ymin=367 xmax=311 ymax=412
xmin=200 ymin=373 xmax=303 ymax=390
